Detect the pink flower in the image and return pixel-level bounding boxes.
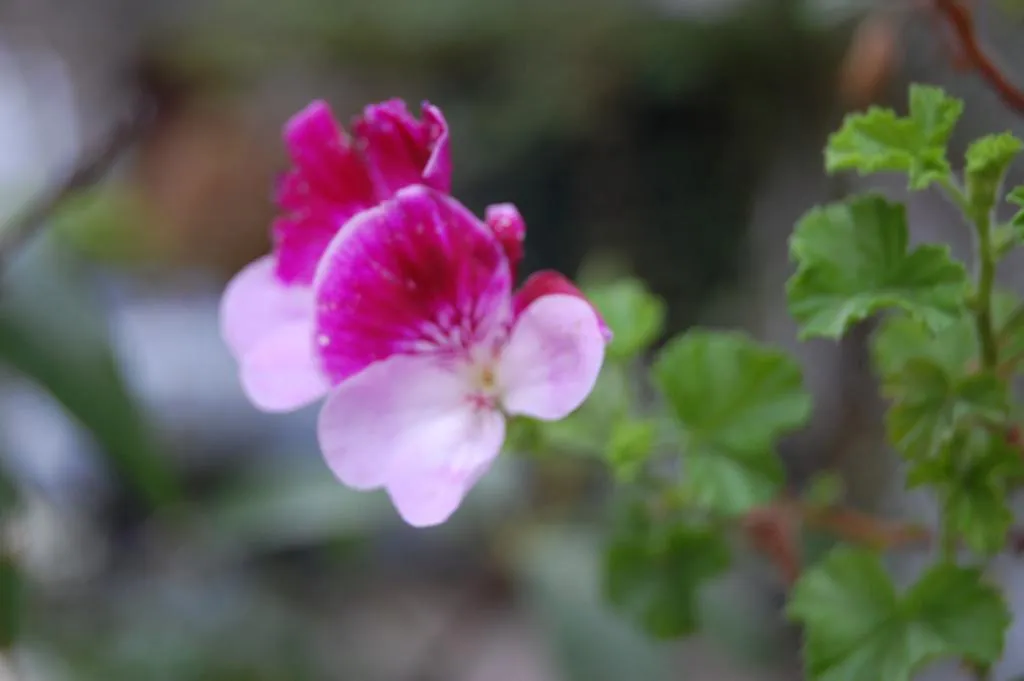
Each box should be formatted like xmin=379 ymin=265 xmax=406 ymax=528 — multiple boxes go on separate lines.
xmin=221 ymin=99 xmax=527 ymax=389
xmin=228 ymin=185 xmax=608 ymax=526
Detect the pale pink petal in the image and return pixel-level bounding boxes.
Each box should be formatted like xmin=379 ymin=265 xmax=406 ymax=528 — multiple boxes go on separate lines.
xmin=498 ymin=294 xmax=606 ymax=420
xmin=485 ymin=203 xmax=525 ymax=277
xmin=387 ymin=455 xmax=498 ymax=527
xmin=355 ymin=100 xmax=451 ymax=197
xmin=273 ymin=101 xmax=376 ymax=284
xmin=313 ymin=186 xmax=512 ymax=383
xmin=220 ymin=255 xmax=314 ymax=359
xmin=239 ymin=320 xmax=330 ymax=413
xmin=513 ymin=270 xmax=612 ymax=342
xmin=316 ymin=354 xmax=504 ymax=521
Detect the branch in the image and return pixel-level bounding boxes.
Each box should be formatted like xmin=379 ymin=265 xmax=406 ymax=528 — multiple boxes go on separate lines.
xmin=743 ymin=498 xmax=1024 ymax=584
xmin=0 ymin=92 xmax=156 ymax=269
xmin=933 ymin=0 xmax=1024 ymax=114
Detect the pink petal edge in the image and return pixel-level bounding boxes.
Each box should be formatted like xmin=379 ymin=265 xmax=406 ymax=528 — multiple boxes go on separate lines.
xmin=513 ymin=270 xmax=612 ymax=343
xmin=317 ymin=353 xmax=505 ymax=526
xmin=498 ymin=293 xmax=606 ymax=421
xmin=220 ymin=255 xmax=315 ymax=359
xmin=239 ymin=320 xmax=330 ymax=413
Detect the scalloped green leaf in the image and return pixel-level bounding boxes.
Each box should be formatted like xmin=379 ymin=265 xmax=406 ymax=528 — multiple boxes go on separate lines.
xmin=872 ymin=315 xmax=1009 ymax=461
xmin=587 ymin=278 xmax=666 ymax=361
xmin=966 ymin=133 xmax=1023 ymax=219
xmin=788 ymin=548 xmax=1009 ymax=681
xmin=825 ymin=85 xmax=963 ymax=189
xmin=603 ymin=500 xmax=730 ymax=639
xmin=787 ymin=195 xmax=969 ymax=339
xmin=653 ymin=331 xmax=811 ymax=513
xmin=908 ymin=428 xmax=1024 ymax=555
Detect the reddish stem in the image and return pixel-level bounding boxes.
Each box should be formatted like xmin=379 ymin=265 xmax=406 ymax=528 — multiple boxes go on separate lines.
xmin=933 ymin=0 xmax=1024 ymax=114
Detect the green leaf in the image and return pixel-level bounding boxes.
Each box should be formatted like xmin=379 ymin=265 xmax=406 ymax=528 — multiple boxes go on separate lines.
xmin=787 ymin=195 xmax=969 ymax=339
xmin=1009 ymin=185 xmax=1024 ymax=219
xmin=606 ymin=419 xmax=658 ymax=482
xmin=872 ymin=312 xmax=1013 ymax=511
xmin=884 ymin=360 xmax=1007 ymax=461
xmin=965 ymin=133 xmax=1023 ymax=219
xmin=872 ymin=314 xmax=1009 ymax=460
xmin=825 ymin=84 xmax=963 ymax=189
xmin=871 ymin=313 xmax=976 ymax=378
xmin=996 ymin=291 xmax=1024 ymax=365
xmin=587 ymin=278 xmax=666 ymax=360
xmin=653 ymin=331 xmax=811 ymax=513
xmin=998 ymin=187 xmax=1024 ymax=257
xmin=908 ymin=429 xmax=1024 ymax=555
xmin=788 ymin=548 xmax=1009 ymax=681
xmin=603 ymin=500 xmax=730 ymax=639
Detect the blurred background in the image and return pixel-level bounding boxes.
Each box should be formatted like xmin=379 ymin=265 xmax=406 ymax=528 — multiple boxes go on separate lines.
xmin=2 ymin=0 xmax=1024 ymax=679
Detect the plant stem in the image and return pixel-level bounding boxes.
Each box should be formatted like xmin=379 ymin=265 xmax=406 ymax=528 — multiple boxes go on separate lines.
xmin=973 ymin=206 xmax=999 ymax=369
xmin=938 ymin=176 xmax=973 ymax=217
xmin=932 ymin=0 xmax=1024 ymax=116
xmin=939 ymin=505 xmax=958 ymax=562
xmin=941 ymin=176 xmax=999 ymax=369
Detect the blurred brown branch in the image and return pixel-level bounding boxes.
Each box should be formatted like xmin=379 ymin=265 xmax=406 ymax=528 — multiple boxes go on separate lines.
xmin=744 ymin=497 xmax=1024 ymax=586
xmin=0 ymin=92 xmax=157 ymax=270
xmin=933 ymin=0 xmax=1024 ymax=114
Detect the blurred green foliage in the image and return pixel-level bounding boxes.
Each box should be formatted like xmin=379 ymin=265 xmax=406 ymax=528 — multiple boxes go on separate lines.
xmin=0 ymin=0 xmax=875 ymax=677
xmin=0 ymin=239 xmax=180 ymax=511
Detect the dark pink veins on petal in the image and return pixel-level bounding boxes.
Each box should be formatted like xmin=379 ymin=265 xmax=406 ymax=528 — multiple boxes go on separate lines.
xmin=313 ymin=186 xmax=512 ymax=384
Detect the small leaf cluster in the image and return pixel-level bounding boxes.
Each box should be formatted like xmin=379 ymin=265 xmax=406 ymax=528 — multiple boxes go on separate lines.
xmin=516 ymin=84 xmax=1023 ymax=680
xmin=596 ymin=330 xmax=813 ymax=634
xmin=786 ymin=84 xmax=1021 ymax=681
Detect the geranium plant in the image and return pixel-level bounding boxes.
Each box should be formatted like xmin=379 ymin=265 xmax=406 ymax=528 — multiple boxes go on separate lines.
xmin=223 ymin=81 xmax=1024 ymax=681
xmin=590 ymin=83 xmax=1024 ymax=681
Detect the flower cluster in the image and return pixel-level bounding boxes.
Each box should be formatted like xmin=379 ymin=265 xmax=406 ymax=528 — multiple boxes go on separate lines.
xmin=220 ymin=99 xmax=609 ymax=526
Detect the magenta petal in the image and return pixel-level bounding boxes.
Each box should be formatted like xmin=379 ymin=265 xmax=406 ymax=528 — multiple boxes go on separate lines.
xmin=220 ymin=255 xmax=314 ymax=359
xmin=420 ymin=103 xmax=451 ymax=193
xmin=313 ymin=186 xmax=512 ymax=384
xmin=316 ymin=353 xmax=504 ymax=526
xmin=485 ymin=203 xmax=525 ymax=277
xmin=355 ymin=99 xmax=452 ymax=198
xmin=498 ymin=294 xmax=606 ymax=420
xmin=513 ymin=270 xmax=612 ymax=342
xmin=282 ymin=101 xmax=374 ymax=200
xmin=240 ymin=320 xmax=330 ymax=413
xmin=274 ymin=101 xmax=376 ymax=285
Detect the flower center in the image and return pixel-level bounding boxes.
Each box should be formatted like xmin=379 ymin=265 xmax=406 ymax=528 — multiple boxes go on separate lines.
xmin=466 ymin=360 xmax=500 ymax=410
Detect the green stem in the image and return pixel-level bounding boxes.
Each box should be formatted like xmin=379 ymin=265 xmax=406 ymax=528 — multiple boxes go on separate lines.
xmin=941 ymin=176 xmax=999 ymax=369
xmin=938 ymin=176 xmax=973 ymax=217
xmin=939 ymin=507 xmax=958 ymax=562
xmin=974 ymin=207 xmax=999 ymax=369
